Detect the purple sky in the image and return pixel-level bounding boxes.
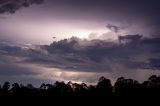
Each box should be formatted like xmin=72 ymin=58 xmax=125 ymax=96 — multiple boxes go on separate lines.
xmin=0 ymin=0 xmax=160 ymax=85
xmin=1 ymin=0 xmax=160 ymax=44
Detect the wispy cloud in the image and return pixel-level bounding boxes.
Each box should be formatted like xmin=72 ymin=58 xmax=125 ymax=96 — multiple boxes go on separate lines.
xmin=106 ymin=24 xmax=123 ymax=33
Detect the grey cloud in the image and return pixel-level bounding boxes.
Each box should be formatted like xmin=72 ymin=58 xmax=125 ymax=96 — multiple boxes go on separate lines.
xmin=0 ymin=42 xmax=43 ymax=77
xmin=118 ymin=34 xmax=143 ymax=43
xmin=0 ymin=47 xmax=54 ymax=86
xmin=0 ymin=54 xmax=39 ymax=76
xmin=5 ymin=35 xmax=158 ymax=73
xmin=106 ymin=24 xmax=122 ymax=33
xmin=0 ymin=36 xmax=159 ymax=73
xmin=1 ymin=35 xmax=160 ymax=83
xmin=0 ymin=0 xmax=44 ymax=14
xmin=142 ymin=58 xmax=160 ymax=70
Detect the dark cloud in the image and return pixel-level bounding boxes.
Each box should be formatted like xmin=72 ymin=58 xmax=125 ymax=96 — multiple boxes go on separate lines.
xmin=142 ymin=58 xmax=160 ymax=70
xmin=1 ymin=35 xmax=160 ymax=83
xmin=0 ymin=61 xmax=37 ymax=76
xmin=39 ymin=36 xmax=160 ymax=72
xmin=1 ymin=0 xmax=160 ymax=84
xmin=1 ymin=35 xmax=160 ymax=72
xmin=0 ymin=42 xmax=47 ymax=85
xmin=118 ymin=34 xmax=143 ymax=43
xmin=0 ymin=0 xmax=44 ymax=14
xmin=1 ymin=35 xmax=159 ymax=72
xmin=0 ymin=44 xmax=39 ymax=75
xmin=106 ymin=24 xmax=122 ymax=33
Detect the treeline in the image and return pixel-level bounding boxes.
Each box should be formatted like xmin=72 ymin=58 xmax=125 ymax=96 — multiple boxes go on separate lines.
xmin=0 ymin=75 xmax=160 ymax=97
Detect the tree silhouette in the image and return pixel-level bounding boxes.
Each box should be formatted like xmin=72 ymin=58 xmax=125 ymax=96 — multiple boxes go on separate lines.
xmin=2 ymin=82 xmax=10 ymax=92
xmin=11 ymin=83 xmax=20 ymax=95
xmin=114 ymin=77 xmax=140 ymax=96
xmin=144 ymin=75 xmax=160 ymax=96
xmin=96 ymin=76 xmax=113 ymax=96
xmin=0 ymin=75 xmax=159 ymax=97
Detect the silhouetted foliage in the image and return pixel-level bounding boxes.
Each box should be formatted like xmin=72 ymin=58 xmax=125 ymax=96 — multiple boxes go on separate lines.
xmin=96 ymin=76 xmax=112 ymax=96
xmin=0 ymin=75 xmax=160 ymax=97
xmin=114 ymin=77 xmax=140 ymax=96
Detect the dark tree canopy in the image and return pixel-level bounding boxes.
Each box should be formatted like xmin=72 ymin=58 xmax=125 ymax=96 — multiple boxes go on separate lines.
xmin=0 ymin=75 xmax=160 ymax=98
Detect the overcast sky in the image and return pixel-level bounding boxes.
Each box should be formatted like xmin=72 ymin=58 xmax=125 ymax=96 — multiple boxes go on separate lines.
xmin=0 ymin=0 xmax=160 ymax=86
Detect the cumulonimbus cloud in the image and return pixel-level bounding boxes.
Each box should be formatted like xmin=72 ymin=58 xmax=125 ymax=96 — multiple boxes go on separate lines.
xmin=1 ymin=35 xmax=160 ymax=72
xmin=0 ymin=35 xmax=160 ymax=84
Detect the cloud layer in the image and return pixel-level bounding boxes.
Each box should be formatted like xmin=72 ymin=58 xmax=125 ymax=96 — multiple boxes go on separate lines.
xmin=0 ymin=35 xmax=160 ymax=84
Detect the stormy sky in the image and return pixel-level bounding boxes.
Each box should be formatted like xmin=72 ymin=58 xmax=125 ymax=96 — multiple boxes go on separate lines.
xmin=0 ymin=0 xmax=160 ymax=86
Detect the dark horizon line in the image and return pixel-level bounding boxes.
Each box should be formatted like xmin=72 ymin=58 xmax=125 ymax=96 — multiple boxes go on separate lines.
xmin=0 ymin=75 xmax=160 ymax=97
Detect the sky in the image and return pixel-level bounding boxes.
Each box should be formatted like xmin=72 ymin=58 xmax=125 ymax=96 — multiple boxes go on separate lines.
xmin=0 ymin=0 xmax=160 ymax=86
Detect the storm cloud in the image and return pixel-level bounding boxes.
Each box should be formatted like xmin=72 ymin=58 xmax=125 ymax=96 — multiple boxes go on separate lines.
xmin=1 ymin=35 xmax=160 ymax=71
xmin=35 ymin=35 xmax=160 ymax=72
xmin=1 ymin=0 xmax=160 ymax=84
xmin=0 ymin=34 xmax=160 ymax=84
xmin=0 ymin=0 xmax=44 ymax=14
xmin=106 ymin=24 xmax=122 ymax=33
